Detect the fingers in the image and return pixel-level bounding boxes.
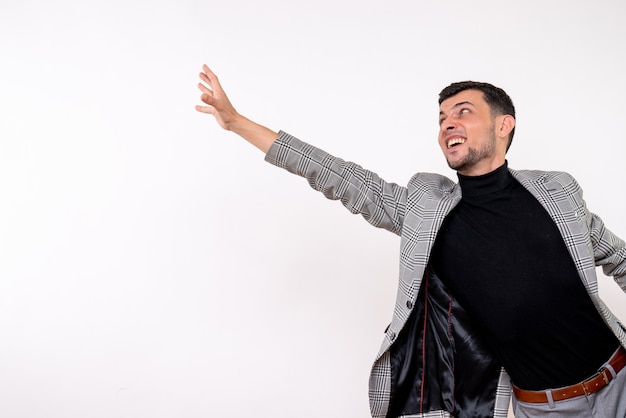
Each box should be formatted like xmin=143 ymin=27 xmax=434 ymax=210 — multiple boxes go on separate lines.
xmin=197 ymin=82 xmax=212 ymax=95
xmin=197 ymin=64 xmax=216 ymax=94
xmin=195 ymin=64 xmax=236 ymax=125
xmin=198 ymin=71 xmax=211 ymax=87
xmin=198 ymin=69 xmax=213 ymax=95
xmin=198 ymin=65 xmax=215 ymax=87
xmin=195 ymin=104 xmax=214 ymax=114
xmin=202 ymin=64 xmax=218 ymax=84
xmin=200 ymin=64 xmax=224 ymax=94
xmin=196 ymin=65 xmax=216 ymax=112
xmin=197 ymin=65 xmax=223 ymax=103
xmin=195 ymin=92 xmax=216 ymax=115
xmin=199 ymin=92 xmax=214 ymax=105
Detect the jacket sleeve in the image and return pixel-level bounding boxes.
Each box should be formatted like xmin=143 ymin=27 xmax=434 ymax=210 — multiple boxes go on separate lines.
xmin=264 ymin=131 xmax=407 ymax=235
xmin=589 ymin=210 xmax=626 ymax=292
xmin=568 ymin=173 xmax=626 ymax=291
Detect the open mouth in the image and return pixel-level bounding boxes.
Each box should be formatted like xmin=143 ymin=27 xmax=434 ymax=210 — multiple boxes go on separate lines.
xmin=447 ymin=137 xmax=466 ymax=149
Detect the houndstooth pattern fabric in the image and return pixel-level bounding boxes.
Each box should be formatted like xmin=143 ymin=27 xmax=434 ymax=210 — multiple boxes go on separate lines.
xmin=265 ymin=131 xmax=626 ymax=418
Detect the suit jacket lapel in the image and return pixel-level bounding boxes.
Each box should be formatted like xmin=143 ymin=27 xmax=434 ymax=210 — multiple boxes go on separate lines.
xmin=510 ymin=169 xmax=598 ymax=293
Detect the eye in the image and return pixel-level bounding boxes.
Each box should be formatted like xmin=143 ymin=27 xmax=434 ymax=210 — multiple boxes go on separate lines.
xmin=459 ymin=108 xmax=470 ymax=115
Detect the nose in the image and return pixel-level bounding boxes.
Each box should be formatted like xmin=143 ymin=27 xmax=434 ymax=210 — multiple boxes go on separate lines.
xmin=440 ymin=118 xmax=457 ymax=132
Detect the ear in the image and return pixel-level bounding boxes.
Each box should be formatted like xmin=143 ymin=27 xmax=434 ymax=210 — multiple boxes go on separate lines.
xmin=496 ymin=115 xmax=515 ymax=139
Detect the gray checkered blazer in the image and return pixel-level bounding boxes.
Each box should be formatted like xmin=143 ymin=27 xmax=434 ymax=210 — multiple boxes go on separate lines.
xmin=265 ymin=131 xmax=626 ymax=418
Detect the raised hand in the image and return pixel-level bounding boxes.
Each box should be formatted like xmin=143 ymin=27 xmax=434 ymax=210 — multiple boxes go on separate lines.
xmin=195 ymin=65 xmax=240 ymax=131
xmin=195 ymin=64 xmax=279 ymax=153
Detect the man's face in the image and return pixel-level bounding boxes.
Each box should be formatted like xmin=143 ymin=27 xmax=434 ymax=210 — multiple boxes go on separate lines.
xmin=438 ymin=89 xmax=504 ymax=176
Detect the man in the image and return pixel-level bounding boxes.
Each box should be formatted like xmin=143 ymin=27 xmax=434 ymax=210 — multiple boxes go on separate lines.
xmin=195 ymin=64 xmax=626 ymax=417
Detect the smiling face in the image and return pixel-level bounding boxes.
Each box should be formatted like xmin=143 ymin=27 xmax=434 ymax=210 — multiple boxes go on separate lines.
xmin=438 ymin=89 xmax=513 ymax=176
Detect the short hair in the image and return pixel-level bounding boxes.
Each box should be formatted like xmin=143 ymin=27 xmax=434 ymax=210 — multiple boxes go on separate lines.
xmin=439 ymin=81 xmax=516 ymax=151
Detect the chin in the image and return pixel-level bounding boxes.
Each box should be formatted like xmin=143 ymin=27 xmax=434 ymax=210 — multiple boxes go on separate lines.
xmin=445 ymin=158 xmax=463 ymax=171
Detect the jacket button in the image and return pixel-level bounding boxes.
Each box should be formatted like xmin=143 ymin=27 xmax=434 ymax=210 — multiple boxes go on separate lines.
xmin=406 ymin=300 xmax=413 ymax=310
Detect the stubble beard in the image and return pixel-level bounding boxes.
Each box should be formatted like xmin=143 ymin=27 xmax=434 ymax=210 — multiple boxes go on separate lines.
xmin=446 ymin=127 xmax=497 ymax=173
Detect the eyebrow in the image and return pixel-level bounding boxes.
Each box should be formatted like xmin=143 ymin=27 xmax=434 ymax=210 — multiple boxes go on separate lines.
xmin=439 ymin=100 xmax=475 ymax=117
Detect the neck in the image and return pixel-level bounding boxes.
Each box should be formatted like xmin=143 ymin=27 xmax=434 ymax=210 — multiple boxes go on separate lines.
xmin=457 ymin=161 xmax=509 ymax=197
xmin=456 ymin=155 xmax=506 ymax=176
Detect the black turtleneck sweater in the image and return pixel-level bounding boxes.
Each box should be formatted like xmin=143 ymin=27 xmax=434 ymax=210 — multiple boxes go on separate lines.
xmin=429 ymin=162 xmax=619 ymax=391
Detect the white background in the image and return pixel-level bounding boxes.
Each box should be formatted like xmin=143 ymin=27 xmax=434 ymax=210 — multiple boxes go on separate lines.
xmin=1 ymin=1 xmax=625 ymax=417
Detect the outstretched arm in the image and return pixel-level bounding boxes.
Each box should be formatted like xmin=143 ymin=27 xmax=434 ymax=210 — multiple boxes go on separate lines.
xmin=195 ymin=64 xmax=278 ymax=153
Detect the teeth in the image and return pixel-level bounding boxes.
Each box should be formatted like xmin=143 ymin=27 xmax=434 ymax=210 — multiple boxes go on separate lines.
xmin=447 ymin=138 xmax=465 ymax=149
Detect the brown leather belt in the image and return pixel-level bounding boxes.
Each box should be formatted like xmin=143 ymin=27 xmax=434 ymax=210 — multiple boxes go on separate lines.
xmin=513 ymin=346 xmax=626 ymax=404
